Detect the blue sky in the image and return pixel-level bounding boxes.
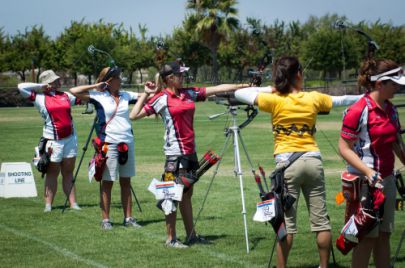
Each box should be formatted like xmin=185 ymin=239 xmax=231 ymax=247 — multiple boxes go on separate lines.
xmin=1 ymin=0 xmax=404 ymax=38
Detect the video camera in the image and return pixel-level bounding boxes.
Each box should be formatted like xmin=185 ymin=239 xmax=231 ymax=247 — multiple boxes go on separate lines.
xmin=215 ymin=92 xmax=246 ymax=106
xmin=211 ymin=92 xmax=258 ymax=130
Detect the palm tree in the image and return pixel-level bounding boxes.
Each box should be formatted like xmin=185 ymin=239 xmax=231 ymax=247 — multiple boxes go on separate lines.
xmin=186 ymin=0 xmax=239 ymax=83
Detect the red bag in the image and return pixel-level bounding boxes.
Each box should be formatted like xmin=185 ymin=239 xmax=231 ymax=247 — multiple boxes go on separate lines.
xmin=91 ymin=137 xmax=108 ymax=182
xmin=336 ymin=233 xmax=357 ymax=255
xmin=336 ymin=206 xmax=379 ymax=255
xmin=341 ymin=171 xmax=362 ymax=222
xmin=93 ymin=152 xmax=107 ymax=182
xmin=336 ymin=172 xmax=385 ymax=255
xmin=92 ymin=137 xmax=103 ymax=151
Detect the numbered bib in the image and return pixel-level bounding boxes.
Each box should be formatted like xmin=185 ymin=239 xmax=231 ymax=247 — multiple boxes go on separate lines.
xmin=253 ymin=199 xmax=276 ymax=222
xmin=148 ymin=178 xmax=183 ymax=201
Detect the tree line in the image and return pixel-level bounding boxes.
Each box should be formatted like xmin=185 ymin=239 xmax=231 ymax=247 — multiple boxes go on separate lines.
xmin=0 ymin=0 xmax=404 ymax=86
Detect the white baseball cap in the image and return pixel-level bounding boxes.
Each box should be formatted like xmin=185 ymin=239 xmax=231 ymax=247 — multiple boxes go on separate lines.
xmin=39 ymin=70 xmax=60 ymax=84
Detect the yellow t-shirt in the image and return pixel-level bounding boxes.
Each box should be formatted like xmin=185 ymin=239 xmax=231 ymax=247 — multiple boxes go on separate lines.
xmin=257 ymin=91 xmax=333 ymax=155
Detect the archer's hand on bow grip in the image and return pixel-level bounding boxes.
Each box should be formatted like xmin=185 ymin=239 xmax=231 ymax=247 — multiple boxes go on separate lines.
xmin=250 ymin=75 xmax=262 ymax=87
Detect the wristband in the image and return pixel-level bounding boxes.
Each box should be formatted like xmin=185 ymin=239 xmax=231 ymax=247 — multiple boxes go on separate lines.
xmin=371 ymin=172 xmax=380 ymax=182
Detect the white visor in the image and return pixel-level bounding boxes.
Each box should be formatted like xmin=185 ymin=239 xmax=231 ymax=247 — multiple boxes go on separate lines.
xmin=179 ymin=66 xmax=190 ymax=73
xmin=370 ymin=67 xmax=405 ymax=85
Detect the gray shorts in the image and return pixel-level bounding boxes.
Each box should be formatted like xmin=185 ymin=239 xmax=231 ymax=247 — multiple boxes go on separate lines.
xmin=283 ymin=156 xmax=331 ymax=233
xmin=102 ymin=141 xmax=135 ymax=181
xmin=366 ymin=174 xmax=396 ymax=236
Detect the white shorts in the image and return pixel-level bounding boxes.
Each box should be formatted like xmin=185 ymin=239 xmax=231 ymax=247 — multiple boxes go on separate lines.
xmin=46 ymin=134 xmax=78 ymax=163
xmin=102 ymin=141 xmax=135 ymax=181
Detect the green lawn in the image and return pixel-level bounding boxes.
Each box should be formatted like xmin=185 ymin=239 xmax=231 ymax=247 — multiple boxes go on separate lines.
xmin=0 ymin=98 xmax=404 ymax=268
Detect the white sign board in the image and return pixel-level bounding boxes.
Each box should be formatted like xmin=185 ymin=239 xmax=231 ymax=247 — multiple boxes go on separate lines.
xmin=0 ymin=162 xmax=37 ymax=198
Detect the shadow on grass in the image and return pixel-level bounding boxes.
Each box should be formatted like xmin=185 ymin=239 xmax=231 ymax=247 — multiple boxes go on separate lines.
xmin=266 ymin=262 xmax=347 ymax=268
xmin=250 ymin=236 xmax=269 ymax=251
xmin=391 ymin=255 xmax=405 ymax=266
xmin=53 ymin=201 xmax=147 ymax=211
xmin=192 ymin=234 xmax=228 ymax=245
xmin=137 ymin=218 xmax=166 ymax=226
xmin=201 ymin=215 xmax=224 ymax=221
xmin=53 ymin=203 xmax=100 ymax=211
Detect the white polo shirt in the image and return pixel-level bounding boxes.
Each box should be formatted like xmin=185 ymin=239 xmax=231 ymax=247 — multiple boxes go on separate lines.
xmin=89 ymin=90 xmax=138 ymax=144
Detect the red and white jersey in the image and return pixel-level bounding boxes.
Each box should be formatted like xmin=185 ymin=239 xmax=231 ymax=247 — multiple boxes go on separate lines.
xmin=143 ymin=87 xmax=206 ymax=156
xmin=89 ymin=90 xmax=138 ymax=144
xmin=341 ymin=94 xmax=400 ymax=177
xmin=18 ymin=83 xmax=80 ymax=140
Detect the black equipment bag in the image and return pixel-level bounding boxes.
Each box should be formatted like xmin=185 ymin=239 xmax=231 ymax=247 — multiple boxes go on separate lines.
xmin=267 ymin=152 xmax=305 ymax=240
xmin=36 ymin=137 xmax=50 ymax=177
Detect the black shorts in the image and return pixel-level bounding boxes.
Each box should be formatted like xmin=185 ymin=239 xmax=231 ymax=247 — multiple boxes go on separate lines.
xmin=164 ymin=153 xmax=199 ymax=174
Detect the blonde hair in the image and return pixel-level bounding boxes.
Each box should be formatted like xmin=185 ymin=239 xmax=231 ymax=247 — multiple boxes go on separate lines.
xmin=96 ymin=67 xmax=110 ymax=83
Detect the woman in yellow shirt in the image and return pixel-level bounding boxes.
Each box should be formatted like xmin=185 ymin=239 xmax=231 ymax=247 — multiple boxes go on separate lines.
xmin=235 ymin=56 xmax=361 ymax=268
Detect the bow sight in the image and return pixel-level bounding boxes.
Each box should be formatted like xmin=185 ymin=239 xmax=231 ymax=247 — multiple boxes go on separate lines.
xmin=247 ymin=46 xmax=273 ymax=87
xmin=87 ymin=45 xmax=117 ymax=67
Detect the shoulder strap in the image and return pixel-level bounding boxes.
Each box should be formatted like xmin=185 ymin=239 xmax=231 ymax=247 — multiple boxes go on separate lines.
xmin=271 ymin=152 xmax=305 ymax=194
xmin=283 ymin=152 xmax=305 ymax=171
xmin=97 ymin=98 xmax=119 ymax=138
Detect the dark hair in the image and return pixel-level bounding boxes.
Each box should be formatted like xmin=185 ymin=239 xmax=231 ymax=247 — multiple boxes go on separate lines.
xmin=358 ymin=59 xmax=399 ymax=89
xmin=159 ymin=59 xmax=187 ymax=80
xmin=273 ymin=56 xmax=302 ymax=94
xmin=96 ymin=66 xmax=121 ymax=83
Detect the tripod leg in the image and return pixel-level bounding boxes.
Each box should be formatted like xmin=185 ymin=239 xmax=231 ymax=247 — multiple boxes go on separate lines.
xmin=330 ymin=239 xmax=337 ymax=267
xmin=239 ymin=132 xmax=271 ymax=191
xmin=237 ymin=131 xmax=256 ymax=171
xmin=391 ymin=229 xmax=405 ymax=268
xmin=187 ymin=132 xmax=232 ymax=243
xmin=130 ymin=184 xmax=142 ymax=212
xmin=230 ymin=126 xmax=250 ymax=253
xmin=267 ymin=236 xmax=277 ymax=268
xmin=62 ymin=116 xmax=97 ymax=213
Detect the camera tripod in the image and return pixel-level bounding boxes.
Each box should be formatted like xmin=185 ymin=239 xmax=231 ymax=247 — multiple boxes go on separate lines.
xmin=190 ymin=105 xmax=258 ymax=253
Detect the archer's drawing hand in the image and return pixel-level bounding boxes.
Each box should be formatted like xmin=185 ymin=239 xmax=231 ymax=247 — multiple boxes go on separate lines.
xmin=144 ymin=81 xmax=158 ymax=94
xmin=95 ymin=78 xmax=113 ymax=92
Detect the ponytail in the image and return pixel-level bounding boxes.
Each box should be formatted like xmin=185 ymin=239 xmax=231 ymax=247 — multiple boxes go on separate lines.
xmin=273 ymin=56 xmax=301 ymax=94
xmin=358 ymin=59 xmax=399 ymax=90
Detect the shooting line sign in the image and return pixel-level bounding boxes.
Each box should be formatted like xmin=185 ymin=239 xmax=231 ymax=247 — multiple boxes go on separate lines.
xmin=0 ymin=162 xmax=37 ymax=198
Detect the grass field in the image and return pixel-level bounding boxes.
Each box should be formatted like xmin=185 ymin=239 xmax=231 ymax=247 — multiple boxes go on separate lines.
xmin=0 ymin=98 xmax=404 ymax=268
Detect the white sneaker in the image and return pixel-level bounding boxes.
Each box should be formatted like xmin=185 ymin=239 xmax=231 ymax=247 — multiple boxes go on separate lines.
xmin=71 ymin=203 xmax=81 ymax=210
xmin=123 ymin=217 xmax=142 ymax=228
xmin=101 ymin=220 xmax=113 ymax=230
xmin=165 ymin=239 xmax=189 ymax=249
xmin=44 ymin=204 xmax=52 ymax=213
